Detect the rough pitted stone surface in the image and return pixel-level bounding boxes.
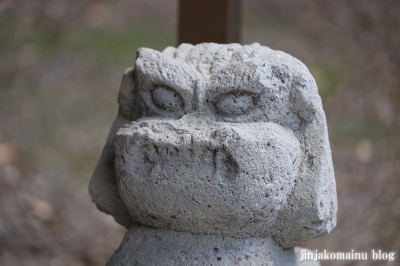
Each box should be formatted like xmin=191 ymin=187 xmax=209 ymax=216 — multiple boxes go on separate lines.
xmin=89 ymin=43 xmax=337 ymax=265
xmin=108 ymin=226 xmax=297 ymax=266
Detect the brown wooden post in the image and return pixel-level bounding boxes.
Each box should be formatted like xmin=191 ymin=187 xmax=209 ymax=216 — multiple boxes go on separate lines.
xmin=178 ymin=0 xmax=241 ymax=45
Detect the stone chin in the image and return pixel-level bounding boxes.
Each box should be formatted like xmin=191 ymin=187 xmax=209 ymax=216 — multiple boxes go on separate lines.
xmin=114 ymin=116 xmax=302 ymax=237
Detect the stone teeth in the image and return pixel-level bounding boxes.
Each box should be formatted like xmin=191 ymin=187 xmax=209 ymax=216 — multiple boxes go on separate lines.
xmin=143 ymin=145 xmax=159 ymax=162
xmin=180 ymin=134 xmax=192 ymax=146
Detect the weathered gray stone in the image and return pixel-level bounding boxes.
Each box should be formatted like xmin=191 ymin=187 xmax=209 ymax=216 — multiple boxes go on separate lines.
xmin=108 ymin=226 xmax=297 ymax=266
xmin=89 ymin=43 xmax=337 ymax=265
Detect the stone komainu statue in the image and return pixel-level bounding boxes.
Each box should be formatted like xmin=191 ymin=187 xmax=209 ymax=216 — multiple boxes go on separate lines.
xmin=89 ymin=43 xmax=337 ymax=265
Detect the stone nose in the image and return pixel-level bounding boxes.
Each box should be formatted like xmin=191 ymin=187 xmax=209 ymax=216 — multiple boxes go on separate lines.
xmin=133 ymin=115 xmax=242 ymax=152
xmin=133 ymin=117 xmax=232 ymax=150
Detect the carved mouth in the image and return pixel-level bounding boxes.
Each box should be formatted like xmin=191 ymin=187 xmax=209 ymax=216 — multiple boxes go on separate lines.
xmin=114 ymin=119 xmax=302 ymax=237
xmin=140 ymin=143 xmax=239 ymax=182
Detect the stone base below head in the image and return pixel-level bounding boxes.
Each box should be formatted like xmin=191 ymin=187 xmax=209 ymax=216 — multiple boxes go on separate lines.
xmin=107 ymin=226 xmax=319 ymax=266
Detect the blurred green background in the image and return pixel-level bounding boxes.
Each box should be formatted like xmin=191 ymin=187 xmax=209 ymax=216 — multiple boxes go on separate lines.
xmin=0 ymin=0 xmax=399 ymax=265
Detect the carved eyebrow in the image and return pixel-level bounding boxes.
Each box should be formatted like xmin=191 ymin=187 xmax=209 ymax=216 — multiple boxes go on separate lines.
xmin=135 ymin=48 xmax=203 ymax=94
xmin=206 ymin=63 xmax=266 ymax=101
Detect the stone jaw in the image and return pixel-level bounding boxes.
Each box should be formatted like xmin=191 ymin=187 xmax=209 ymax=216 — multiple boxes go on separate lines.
xmin=115 ymin=117 xmax=302 ymax=237
xmin=89 ymin=42 xmax=337 ymax=264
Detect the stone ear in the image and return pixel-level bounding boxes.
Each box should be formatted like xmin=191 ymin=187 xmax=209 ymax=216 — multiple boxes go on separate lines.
xmin=88 ymin=67 xmax=139 ymax=227
xmin=272 ymin=108 xmax=337 ymax=247
xmin=89 ymin=114 xmax=133 ymax=227
xmin=290 ymin=76 xmax=319 ymax=123
xmin=90 ymin=70 xmax=137 ymax=227
xmin=273 ymin=76 xmax=337 ymax=247
xmin=118 ymin=67 xmax=140 ymax=121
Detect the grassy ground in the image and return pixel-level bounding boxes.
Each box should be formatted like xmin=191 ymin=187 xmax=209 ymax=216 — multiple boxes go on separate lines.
xmin=0 ymin=0 xmax=399 ymax=265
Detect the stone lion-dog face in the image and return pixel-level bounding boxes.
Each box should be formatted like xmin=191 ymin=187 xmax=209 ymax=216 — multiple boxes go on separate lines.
xmin=89 ymin=43 xmax=337 ymax=248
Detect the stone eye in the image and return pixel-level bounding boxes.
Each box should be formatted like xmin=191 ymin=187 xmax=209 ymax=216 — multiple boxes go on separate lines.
xmin=152 ymin=86 xmax=183 ymax=112
xmin=214 ymin=92 xmax=255 ymax=116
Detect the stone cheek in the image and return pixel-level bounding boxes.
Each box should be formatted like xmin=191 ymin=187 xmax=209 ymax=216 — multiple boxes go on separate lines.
xmin=114 ymin=118 xmax=301 ymax=237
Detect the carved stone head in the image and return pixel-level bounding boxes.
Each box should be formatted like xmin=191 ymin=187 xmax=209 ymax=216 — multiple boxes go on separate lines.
xmin=89 ymin=43 xmax=337 ymax=248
